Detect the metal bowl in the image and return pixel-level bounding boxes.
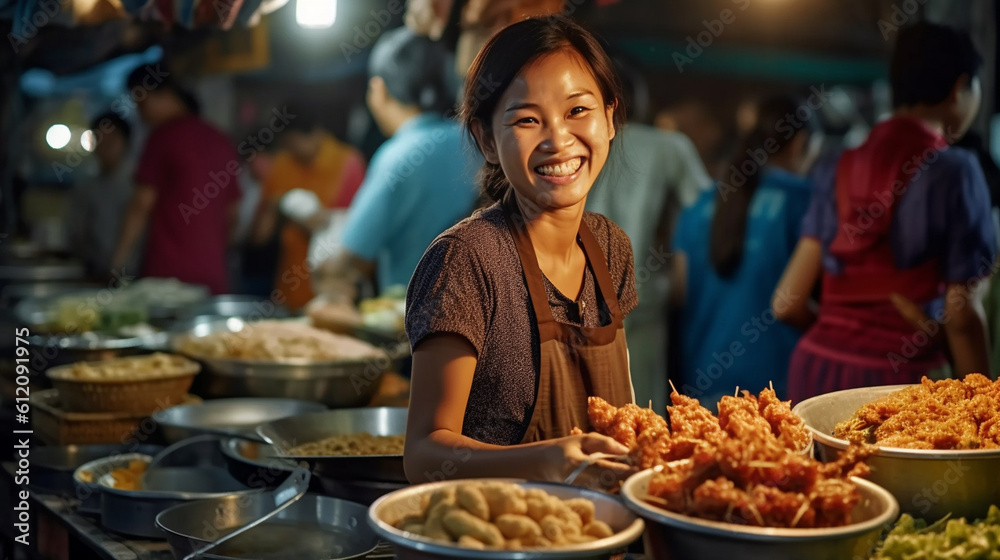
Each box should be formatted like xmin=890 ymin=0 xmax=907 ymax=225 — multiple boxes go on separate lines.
xmin=155 ymin=398 xmax=327 ymax=443
xmin=156 ymin=492 xmax=379 ymax=560
xmin=621 ymin=469 xmax=898 ymax=560
xmin=30 ymin=443 xmax=162 ymax=495
xmin=172 ymin=318 xmax=396 ymax=408
xmin=73 ymin=453 xmax=154 ymax=514
xmin=368 ymin=479 xmax=645 ymax=560
xmin=257 ymin=407 xmax=407 ymax=483
xmin=793 ymin=384 xmax=1000 ymax=521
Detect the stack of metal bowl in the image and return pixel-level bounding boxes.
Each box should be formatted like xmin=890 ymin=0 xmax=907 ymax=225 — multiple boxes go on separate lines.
xmin=793 ymin=384 xmax=1000 ymax=521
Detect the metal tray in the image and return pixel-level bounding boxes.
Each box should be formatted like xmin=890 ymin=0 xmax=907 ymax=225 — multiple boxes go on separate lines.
xmin=257 ymin=408 xmax=407 ymax=483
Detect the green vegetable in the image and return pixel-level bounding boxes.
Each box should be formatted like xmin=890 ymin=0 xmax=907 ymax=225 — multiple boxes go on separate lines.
xmin=871 ymin=505 xmax=1000 ymax=560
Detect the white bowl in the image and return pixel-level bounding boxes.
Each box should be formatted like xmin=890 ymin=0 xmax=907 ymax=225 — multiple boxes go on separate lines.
xmin=368 ymin=479 xmax=644 ymax=559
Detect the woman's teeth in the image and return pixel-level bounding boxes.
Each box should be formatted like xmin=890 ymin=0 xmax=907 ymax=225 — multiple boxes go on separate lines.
xmin=535 ymin=157 xmax=582 ymax=177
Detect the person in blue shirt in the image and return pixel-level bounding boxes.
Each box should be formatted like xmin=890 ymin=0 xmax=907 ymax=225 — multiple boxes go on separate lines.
xmin=670 ymin=95 xmax=819 ymax=408
xmin=314 ymin=26 xmax=480 ymax=297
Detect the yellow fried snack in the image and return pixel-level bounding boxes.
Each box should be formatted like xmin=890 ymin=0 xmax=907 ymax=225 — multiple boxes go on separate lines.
xmin=539 ymin=515 xmax=566 ymax=544
xmin=457 ymin=535 xmax=486 ymax=550
xmin=424 ymin=500 xmax=457 ymax=542
xmin=442 ymin=509 xmax=505 ymax=547
xmin=481 ymin=482 xmax=528 ymax=518
xmin=495 ymin=514 xmax=543 ymax=541
xmin=565 ymin=497 xmax=596 ymax=525
xmin=456 ymin=484 xmax=490 ymax=521
xmin=584 ymin=520 xmax=614 ymax=539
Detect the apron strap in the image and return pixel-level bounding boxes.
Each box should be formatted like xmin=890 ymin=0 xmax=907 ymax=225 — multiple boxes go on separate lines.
xmin=501 ymin=190 xmax=556 ymax=327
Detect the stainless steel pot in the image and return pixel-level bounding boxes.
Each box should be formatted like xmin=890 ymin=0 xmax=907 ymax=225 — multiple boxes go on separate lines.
xmin=172 ymin=319 xmax=398 ymax=408
xmin=793 ymin=384 xmax=1000 ymax=521
xmin=257 ymin=407 xmax=407 ymax=484
xmin=156 ymin=492 xmax=379 ymax=560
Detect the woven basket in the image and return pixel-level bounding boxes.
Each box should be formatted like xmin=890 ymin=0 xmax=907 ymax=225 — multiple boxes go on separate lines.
xmin=46 ymin=354 xmax=200 ymax=414
xmin=32 ymin=389 xmax=202 ymax=445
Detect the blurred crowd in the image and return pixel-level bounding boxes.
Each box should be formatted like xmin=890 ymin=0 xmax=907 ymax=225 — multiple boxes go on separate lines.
xmin=65 ymin=0 xmax=999 ymax=409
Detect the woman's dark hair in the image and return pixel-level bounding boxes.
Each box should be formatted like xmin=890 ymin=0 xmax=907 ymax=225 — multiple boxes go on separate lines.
xmin=709 ymin=95 xmax=815 ymax=278
xmin=460 ymin=15 xmax=626 ymax=202
xmin=126 ymin=63 xmax=201 ymax=115
xmin=89 ymin=111 xmax=131 ymax=141
xmin=369 ymin=26 xmax=456 ymax=115
xmin=891 ymin=21 xmax=982 ymax=108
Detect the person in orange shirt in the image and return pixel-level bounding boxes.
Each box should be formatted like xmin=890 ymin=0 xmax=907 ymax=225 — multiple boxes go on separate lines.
xmin=249 ymin=112 xmax=366 ymax=310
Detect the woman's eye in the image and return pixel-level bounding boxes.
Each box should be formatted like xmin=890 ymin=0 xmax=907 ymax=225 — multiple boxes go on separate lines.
xmin=515 ymin=117 xmax=538 ymax=125
xmin=570 ymin=106 xmax=591 ymax=116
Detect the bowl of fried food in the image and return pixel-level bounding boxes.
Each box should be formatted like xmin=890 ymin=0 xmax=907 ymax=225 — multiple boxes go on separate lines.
xmin=368 ymin=479 xmax=644 ymax=559
xmin=614 ymin=388 xmax=896 ymax=560
xmin=793 ymin=374 xmax=1000 ymax=521
xmin=73 ymin=453 xmax=152 ymax=514
xmin=46 ymin=353 xmax=199 ymax=414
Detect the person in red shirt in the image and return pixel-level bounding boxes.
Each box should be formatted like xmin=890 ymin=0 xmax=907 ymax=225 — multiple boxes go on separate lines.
xmin=110 ymin=64 xmax=242 ymax=294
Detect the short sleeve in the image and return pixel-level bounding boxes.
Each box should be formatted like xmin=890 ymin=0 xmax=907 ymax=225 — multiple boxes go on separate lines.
xmin=615 ymin=227 xmax=638 ymax=316
xmin=134 ymin=131 xmax=169 ymax=190
xmin=405 ymin=236 xmax=491 ymax=354
xmin=941 ymin=156 xmax=998 ymax=283
xmin=340 ymin=149 xmax=407 ymax=260
xmin=799 ymin=153 xmax=839 ymax=241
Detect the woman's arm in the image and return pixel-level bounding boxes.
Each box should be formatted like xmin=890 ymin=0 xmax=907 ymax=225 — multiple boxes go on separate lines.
xmin=404 ymin=333 xmax=631 ymax=488
xmin=943 ymin=281 xmax=991 ymax=376
xmin=772 ymin=238 xmax=823 ymax=330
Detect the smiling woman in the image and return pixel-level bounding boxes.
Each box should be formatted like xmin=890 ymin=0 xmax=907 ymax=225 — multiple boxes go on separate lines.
xmin=403 ymin=15 xmax=639 ymax=491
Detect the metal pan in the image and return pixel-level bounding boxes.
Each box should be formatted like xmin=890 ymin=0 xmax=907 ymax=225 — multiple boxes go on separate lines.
xmin=30 ymin=443 xmax=162 ymax=495
xmin=98 ymin=466 xmax=256 ymax=538
xmin=156 ymin=492 xmax=378 ymax=560
xmin=257 ymin=408 xmax=407 ymax=483
xmin=156 ymin=398 xmax=327 ymax=444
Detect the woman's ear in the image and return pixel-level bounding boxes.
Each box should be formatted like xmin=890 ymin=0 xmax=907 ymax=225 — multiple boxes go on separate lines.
xmin=470 ymin=119 xmax=500 ymax=164
xmin=605 ymin=100 xmax=618 ymax=141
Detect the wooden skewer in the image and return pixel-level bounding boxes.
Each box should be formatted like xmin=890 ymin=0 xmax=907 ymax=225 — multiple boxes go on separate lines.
xmin=669 ymin=379 xmax=678 ymax=395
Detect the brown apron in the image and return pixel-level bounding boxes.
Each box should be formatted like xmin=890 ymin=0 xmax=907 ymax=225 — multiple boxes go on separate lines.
xmin=501 ymin=194 xmax=634 ymax=444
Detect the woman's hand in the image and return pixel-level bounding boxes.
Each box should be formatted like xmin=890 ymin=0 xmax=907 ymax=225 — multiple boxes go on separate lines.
xmin=546 ymin=433 xmax=633 ymax=492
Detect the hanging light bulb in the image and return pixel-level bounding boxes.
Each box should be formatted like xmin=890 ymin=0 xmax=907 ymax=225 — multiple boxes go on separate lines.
xmin=296 ymin=0 xmax=337 ymax=28
xmin=46 ymin=124 xmax=71 ymax=149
